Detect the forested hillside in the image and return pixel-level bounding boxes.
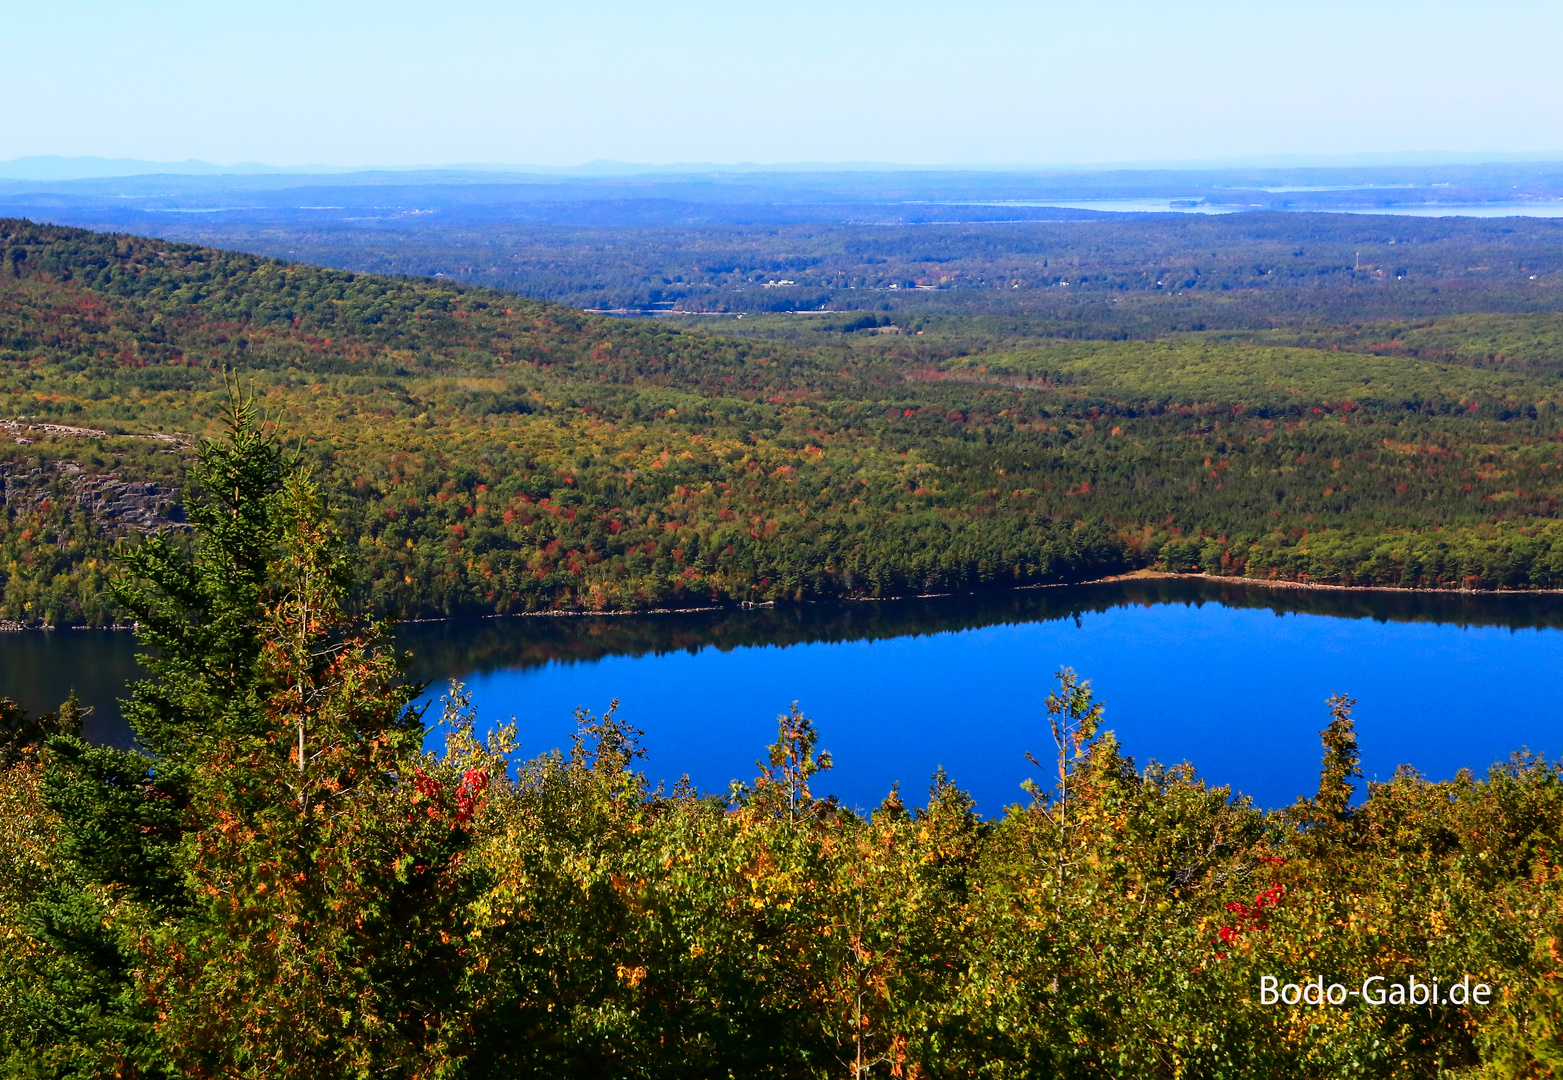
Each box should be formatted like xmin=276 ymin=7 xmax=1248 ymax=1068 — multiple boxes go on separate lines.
xmin=5 ymin=218 xmax=1563 ymax=626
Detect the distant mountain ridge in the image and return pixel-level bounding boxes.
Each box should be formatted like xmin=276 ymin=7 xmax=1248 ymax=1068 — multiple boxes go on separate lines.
xmin=9 ymin=152 xmax=1563 ymax=184
xmin=0 ymin=157 xmax=965 ymax=183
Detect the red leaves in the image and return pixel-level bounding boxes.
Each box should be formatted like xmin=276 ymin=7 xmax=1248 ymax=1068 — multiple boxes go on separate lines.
xmin=1215 ymin=882 xmax=1284 ymax=950
xmin=409 ymin=767 xmax=489 ymax=826
xmin=1225 ymin=883 xmax=1283 ymax=922
xmin=454 ymin=769 xmax=488 ymax=824
xmin=413 ymin=771 xmax=442 ymax=813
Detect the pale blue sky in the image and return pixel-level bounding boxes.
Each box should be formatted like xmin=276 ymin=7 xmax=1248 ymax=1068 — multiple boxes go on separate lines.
xmin=5 ymin=0 xmax=1560 ymax=168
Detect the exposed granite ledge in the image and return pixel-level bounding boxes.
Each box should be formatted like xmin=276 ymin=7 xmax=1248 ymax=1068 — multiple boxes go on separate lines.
xmin=0 ymin=461 xmax=188 ymax=534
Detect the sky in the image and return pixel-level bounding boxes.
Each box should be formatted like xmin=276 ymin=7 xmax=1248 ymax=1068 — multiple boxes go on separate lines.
xmin=5 ymin=0 xmax=1561 ymax=169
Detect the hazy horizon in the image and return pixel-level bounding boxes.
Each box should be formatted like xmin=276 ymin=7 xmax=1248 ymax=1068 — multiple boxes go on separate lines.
xmin=7 ymin=150 xmax=1563 ymax=185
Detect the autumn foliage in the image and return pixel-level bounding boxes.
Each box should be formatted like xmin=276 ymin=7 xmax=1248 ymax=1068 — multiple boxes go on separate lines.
xmin=2 ymin=412 xmax=1563 ymax=1077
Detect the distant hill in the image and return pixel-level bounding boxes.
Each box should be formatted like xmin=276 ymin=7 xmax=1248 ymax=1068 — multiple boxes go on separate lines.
xmin=0 ymin=219 xmax=1123 ymax=626
xmin=5 ymin=218 xmax=1563 ymax=628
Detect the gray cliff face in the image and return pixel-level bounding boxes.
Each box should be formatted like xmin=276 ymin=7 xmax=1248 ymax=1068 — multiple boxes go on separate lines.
xmin=66 ymin=468 xmax=187 ymax=532
xmin=0 ymin=460 xmax=186 ymax=535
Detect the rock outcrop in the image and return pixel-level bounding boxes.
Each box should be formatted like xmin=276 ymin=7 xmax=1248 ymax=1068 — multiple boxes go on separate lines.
xmin=0 ymin=461 xmax=186 ymax=534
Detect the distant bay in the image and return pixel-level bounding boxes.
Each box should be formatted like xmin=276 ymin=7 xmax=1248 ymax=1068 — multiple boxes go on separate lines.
xmin=935 ymin=199 xmax=1563 ymax=217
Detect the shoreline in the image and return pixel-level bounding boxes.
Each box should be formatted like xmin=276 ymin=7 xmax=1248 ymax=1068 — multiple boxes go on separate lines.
xmin=1075 ymin=570 xmax=1563 ymax=597
xmin=6 ymin=571 xmax=1563 ymax=634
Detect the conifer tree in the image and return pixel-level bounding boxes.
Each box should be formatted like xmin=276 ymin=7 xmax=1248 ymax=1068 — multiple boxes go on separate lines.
xmin=47 ymin=394 xmax=282 ymax=907
xmin=35 ymin=396 xmax=287 ymax=1076
xmin=38 ymin=397 xmax=484 ymax=1077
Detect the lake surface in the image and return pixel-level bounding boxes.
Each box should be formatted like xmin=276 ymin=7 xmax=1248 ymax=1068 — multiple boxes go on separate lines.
xmin=5 ymin=578 xmax=1562 ymax=815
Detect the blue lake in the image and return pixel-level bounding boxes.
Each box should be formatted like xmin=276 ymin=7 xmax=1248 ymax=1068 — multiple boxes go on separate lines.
xmin=6 ymin=579 xmax=1562 ymax=815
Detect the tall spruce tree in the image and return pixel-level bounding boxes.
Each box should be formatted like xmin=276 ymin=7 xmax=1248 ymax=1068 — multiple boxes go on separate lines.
xmin=47 ymin=397 xmax=281 ymax=909
xmin=37 ymin=398 xmax=484 ymax=1078
xmin=32 ymin=398 xmax=285 ymax=1077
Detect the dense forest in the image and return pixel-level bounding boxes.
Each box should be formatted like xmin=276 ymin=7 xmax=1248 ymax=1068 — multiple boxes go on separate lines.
xmin=6 ymin=217 xmax=1563 ymax=626
xmin=3 ymin=424 xmax=1561 ymax=1077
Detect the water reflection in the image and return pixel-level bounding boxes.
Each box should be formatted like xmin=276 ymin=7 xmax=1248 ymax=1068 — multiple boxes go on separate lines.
xmin=393 ymin=579 xmax=1563 ymax=813
xmin=398 ymin=578 xmax=1563 ymax=683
